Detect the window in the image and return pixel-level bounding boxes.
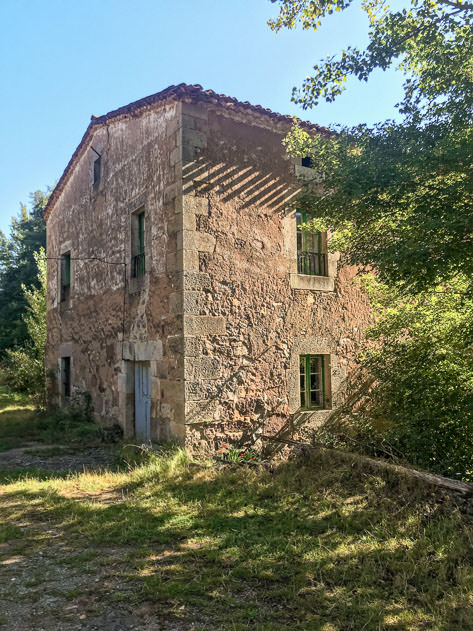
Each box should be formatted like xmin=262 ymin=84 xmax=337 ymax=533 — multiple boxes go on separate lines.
xmin=131 ymin=210 xmax=146 ymax=277
xmin=301 ymin=156 xmax=312 ymax=168
xmin=296 ymin=212 xmax=328 ymax=276
xmin=60 ymin=252 xmax=71 ymax=302
xmin=61 ymin=356 xmax=71 ymax=400
xmin=93 ymin=155 xmax=101 ymax=186
xmin=300 ymin=355 xmax=326 ymax=409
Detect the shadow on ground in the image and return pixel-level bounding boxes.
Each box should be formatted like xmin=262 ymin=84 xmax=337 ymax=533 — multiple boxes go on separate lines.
xmin=0 ymin=450 xmax=472 ymax=630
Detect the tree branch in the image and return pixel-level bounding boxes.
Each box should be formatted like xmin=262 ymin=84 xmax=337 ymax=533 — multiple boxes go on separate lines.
xmin=437 ymin=0 xmax=473 ymax=11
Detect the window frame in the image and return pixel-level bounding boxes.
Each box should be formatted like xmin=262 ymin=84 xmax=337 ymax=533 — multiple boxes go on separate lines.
xmin=60 ymin=252 xmax=71 ymax=302
xmin=299 ymin=354 xmax=326 ymax=410
xmin=61 ymin=356 xmax=71 ymax=401
xmin=296 ymin=211 xmax=328 ymax=277
xmin=131 ymin=209 xmax=146 ymax=278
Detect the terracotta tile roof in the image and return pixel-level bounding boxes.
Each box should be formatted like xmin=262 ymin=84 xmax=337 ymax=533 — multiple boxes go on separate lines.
xmin=44 ymin=83 xmax=330 ymax=220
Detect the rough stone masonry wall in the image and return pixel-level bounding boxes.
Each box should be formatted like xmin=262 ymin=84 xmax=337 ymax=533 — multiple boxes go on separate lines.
xmin=46 ymin=102 xmax=185 ymax=439
xmin=177 ymin=102 xmax=372 ymax=451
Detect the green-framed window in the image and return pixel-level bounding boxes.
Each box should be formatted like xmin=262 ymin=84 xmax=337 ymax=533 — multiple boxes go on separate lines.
xmin=131 ymin=210 xmax=146 ymax=278
xmin=60 ymin=252 xmax=71 ymax=302
xmin=299 ymin=354 xmax=326 ymax=410
xmin=296 ymin=211 xmax=328 ymax=276
xmin=138 ymin=211 xmax=145 ymax=255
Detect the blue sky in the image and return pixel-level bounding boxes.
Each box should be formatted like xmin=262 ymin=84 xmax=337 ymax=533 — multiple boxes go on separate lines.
xmin=0 ymin=0 xmax=404 ymax=235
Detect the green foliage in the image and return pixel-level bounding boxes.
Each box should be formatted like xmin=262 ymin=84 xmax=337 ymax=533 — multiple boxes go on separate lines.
xmin=270 ymin=0 xmax=473 ymax=478
xmin=4 ymin=249 xmax=46 ymax=401
xmin=363 ymin=276 xmax=473 ymax=480
xmin=284 ymin=119 xmax=473 ymax=293
xmin=0 ymin=190 xmax=48 ymax=356
xmin=271 ymin=0 xmax=473 ymax=293
xmin=269 ymin=0 xmax=473 ymax=121
xmin=38 ymin=390 xmax=97 ymax=445
xmin=316 ymin=275 xmax=473 ymax=480
xmin=0 ymin=384 xmax=97 ymax=451
xmin=217 ymin=441 xmax=259 ymax=462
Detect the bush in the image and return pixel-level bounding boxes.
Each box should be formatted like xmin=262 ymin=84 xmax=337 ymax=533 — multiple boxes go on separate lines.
xmin=37 ymin=389 xmax=97 ymax=444
xmin=3 ymin=349 xmax=44 ymax=402
xmin=3 ymin=249 xmax=46 ymax=403
xmin=315 ymin=275 xmax=473 ymax=481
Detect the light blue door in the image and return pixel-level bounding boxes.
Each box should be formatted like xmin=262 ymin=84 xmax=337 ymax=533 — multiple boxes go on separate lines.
xmin=134 ymin=362 xmax=151 ymax=442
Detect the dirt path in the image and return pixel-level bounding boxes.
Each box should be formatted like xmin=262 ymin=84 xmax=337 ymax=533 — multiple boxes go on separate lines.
xmin=0 ymin=536 xmax=195 ymax=631
xmin=0 ymin=446 xmax=198 ymax=630
xmin=0 ymin=444 xmax=117 ymax=472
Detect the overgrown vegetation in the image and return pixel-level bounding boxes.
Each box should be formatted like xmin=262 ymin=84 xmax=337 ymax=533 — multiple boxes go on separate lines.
xmin=313 ymin=276 xmax=473 ymax=481
xmin=0 ymin=385 xmax=97 ymax=451
xmin=3 ymin=248 xmax=46 ymax=402
xmin=1 ymin=446 xmax=472 ymax=629
xmin=270 ymin=0 xmax=473 ymax=480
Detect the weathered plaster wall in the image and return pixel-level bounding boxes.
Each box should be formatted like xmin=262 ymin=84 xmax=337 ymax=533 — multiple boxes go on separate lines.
xmin=46 ymin=95 xmax=371 ymax=448
xmin=176 ymin=103 xmax=372 ymax=451
xmin=46 ymin=102 xmax=185 ymax=439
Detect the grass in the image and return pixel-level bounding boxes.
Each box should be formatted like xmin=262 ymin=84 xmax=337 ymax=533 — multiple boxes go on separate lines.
xmin=0 ymin=386 xmax=36 ymax=450
xmin=1 ymin=446 xmax=472 ymax=630
xmin=0 ymin=385 xmax=98 ymax=451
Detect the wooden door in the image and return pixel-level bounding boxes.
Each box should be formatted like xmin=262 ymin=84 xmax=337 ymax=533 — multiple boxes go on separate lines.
xmin=134 ymin=362 xmax=151 ymax=442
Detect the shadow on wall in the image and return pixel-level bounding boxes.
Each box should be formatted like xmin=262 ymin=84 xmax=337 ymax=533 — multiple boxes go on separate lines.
xmin=185 ymin=344 xmax=286 ymax=449
xmin=183 ymin=158 xmax=303 ymax=211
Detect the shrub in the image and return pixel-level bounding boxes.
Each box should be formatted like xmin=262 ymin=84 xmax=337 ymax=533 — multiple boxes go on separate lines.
xmin=37 ymin=389 xmax=97 ymax=444
xmin=4 ymin=249 xmax=46 ymax=403
xmin=315 ymin=275 xmax=473 ymax=481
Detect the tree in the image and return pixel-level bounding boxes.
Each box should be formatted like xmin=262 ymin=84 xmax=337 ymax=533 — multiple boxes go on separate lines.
xmin=0 ymin=190 xmax=48 ymax=355
xmin=270 ymin=0 xmax=473 ymax=293
xmin=4 ymin=248 xmax=47 ymax=401
xmin=269 ymin=1 xmax=473 ymax=478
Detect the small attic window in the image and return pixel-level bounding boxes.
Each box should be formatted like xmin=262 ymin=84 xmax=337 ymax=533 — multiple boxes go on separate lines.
xmin=301 ymin=156 xmax=313 ymax=168
xmin=93 ymin=155 xmax=101 ymax=185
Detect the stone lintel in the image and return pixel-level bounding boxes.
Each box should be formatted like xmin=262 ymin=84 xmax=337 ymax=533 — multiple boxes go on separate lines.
xmin=121 ymin=340 xmax=163 ymax=362
xmin=59 ymin=341 xmax=72 ymax=357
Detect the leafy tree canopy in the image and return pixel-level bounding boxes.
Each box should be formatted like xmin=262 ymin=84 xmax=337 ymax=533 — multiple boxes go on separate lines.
xmin=270 ymin=0 xmax=473 ymax=292
xmin=0 ymin=190 xmax=48 ymax=355
xmin=5 ymin=248 xmax=47 ymax=401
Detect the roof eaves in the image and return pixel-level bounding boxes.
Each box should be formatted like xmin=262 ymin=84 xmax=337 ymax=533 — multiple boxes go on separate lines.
xmin=43 ymin=83 xmax=330 ymax=220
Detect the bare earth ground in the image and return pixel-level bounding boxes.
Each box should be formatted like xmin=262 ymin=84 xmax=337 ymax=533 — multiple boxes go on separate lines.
xmin=0 ymin=446 xmax=196 ymax=631
xmin=0 ymin=445 xmax=117 ymax=472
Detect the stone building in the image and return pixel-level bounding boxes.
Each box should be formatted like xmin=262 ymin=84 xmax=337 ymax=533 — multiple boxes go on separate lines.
xmin=44 ymin=83 xmax=371 ymax=449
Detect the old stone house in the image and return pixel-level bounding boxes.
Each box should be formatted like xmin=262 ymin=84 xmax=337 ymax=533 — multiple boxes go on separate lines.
xmin=44 ymin=83 xmax=371 ymax=449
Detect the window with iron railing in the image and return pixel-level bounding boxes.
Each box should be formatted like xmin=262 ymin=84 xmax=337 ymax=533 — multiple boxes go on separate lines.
xmin=296 ymin=212 xmax=328 ymax=276
xmin=131 ymin=210 xmax=146 ymax=278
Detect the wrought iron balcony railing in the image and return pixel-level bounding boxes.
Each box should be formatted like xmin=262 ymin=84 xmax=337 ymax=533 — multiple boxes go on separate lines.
xmin=297 ymin=251 xmax=328 ymax=277
xmin=131 ymin=252 xmax=146 ymax=278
